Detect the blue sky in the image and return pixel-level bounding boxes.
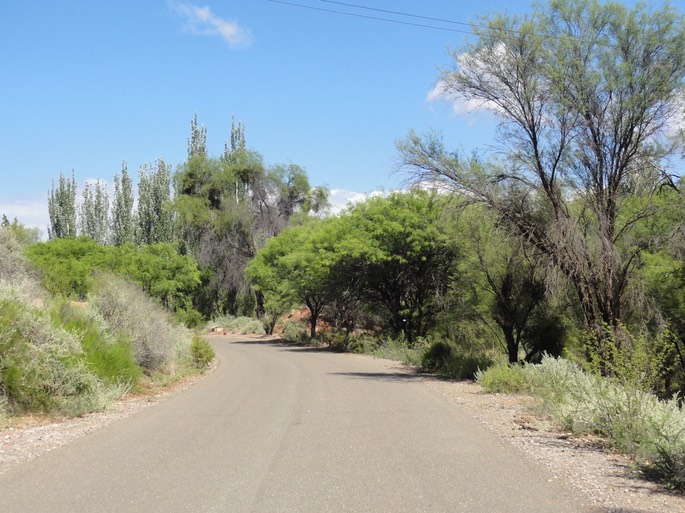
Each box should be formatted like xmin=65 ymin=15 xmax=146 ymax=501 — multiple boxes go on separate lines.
xmin=2 ymin=0 xmax=681 ymax=235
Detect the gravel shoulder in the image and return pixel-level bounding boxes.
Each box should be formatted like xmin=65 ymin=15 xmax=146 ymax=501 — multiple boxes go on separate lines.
xmin=1 ymin=336 xmax=683 ymax=512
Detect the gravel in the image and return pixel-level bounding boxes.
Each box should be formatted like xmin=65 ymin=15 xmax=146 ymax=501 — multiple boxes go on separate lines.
xmin=1 ymin=348 xmax=684 ymax=512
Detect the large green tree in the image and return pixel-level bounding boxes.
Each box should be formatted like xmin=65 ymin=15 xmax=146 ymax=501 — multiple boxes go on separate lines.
xmin=173 ymin=115 xmax=328 ymax=317
xmin=346 ymin=190 xmax=458 ymax=343
xmin=399 ymin=0 xmax=685 ymax=370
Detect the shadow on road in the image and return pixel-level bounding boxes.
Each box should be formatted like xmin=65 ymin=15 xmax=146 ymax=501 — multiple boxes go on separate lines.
xmin=230 ymin=337 xmax=331 ymax=353
xmin=328 ymin=371 xmax=423 ymax=383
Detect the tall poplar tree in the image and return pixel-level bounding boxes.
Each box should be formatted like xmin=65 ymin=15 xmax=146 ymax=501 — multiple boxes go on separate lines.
xmin=137 ymin=159 xmax=173 ymax=245
xmin=111 ymin=161 xmax=135 ymax=246
xmin=80 ymin=179 xmax=109 ymax=245
xmin=47 ymin=171 xmax=77 ymax=239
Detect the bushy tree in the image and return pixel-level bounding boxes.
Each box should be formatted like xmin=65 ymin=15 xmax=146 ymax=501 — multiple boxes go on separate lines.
xmin=173 ymin=115 xmax=328 ymax=317
xmin=399 ymin=0 xmax=685 ymax=371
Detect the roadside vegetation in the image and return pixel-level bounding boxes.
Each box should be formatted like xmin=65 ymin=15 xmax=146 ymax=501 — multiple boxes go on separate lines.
xmin=477 ymin=358 xmax=685 ymax=491
xmin=0 ymin=225 xmax=212 ymax=423
xmin=3 ymin=0 xmax=685 ymax=494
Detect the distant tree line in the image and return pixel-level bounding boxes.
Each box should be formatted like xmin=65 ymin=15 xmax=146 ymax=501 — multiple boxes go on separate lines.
xmin=44 ymin=114 xmax=328 ymax=320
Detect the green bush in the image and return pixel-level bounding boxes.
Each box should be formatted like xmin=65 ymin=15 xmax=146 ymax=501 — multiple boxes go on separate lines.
xmin=190 ymin=334 xmax=215 ymax=369
xmin=211 ymin=315 xmax=265 ymax=335
xmin=371 ymin=335 xmax=426 ymax=367
xmin=478 ymin=356 xmax=685 ymax=491
xmin=475 ymin=363 xmax=529 ymax=393
xmin=90 ymin=273 xmax=191 ymax=374
xmin=422 ymin=341 xmax=453 ymax=373
xmin=0 ymin=293 xmax=117 ymax=416
xmin=54 ymin=301 xmax=142 ymax=387
xmin=175 ymin=308 xmax=205 ymax=329
xmin=281 ymin=320 xmax=308 ymax=343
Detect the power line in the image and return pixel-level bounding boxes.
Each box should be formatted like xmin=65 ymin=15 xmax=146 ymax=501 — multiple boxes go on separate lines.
xmin=267 ymin=0 xmax=478 ymax=35
xmin=321 ymin=0 xmax=475 ymax=30
xmin=321 ymin=1 xmax=528 ymax=37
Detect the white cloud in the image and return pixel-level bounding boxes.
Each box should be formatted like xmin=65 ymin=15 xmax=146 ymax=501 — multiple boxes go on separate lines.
xmin=0 ymin=198 xmax=49 ymax=239
xmin=427 ymin=45 xmax=508 ymax=120
xmin=426 ymin=80 xmax=488 ymax=117
xmin=169 ymin=1 xmax=252 ymax=48
xmin=327 ymin=189 xmax=386 ymax=215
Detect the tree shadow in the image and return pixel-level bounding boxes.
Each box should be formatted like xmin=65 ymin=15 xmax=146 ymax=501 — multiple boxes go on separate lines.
xmin=328 ymin=371 xmax=424 ymax=383
xmin=231 ymin=337 xmax=331 ymax=353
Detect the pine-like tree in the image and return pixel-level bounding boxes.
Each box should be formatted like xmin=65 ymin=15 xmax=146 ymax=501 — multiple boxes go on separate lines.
xmin=48 ymin=171 xmax=77 ymax=239
xmin=80 ymin=179 xmax=109 ymax=244
xmin=187 ymin=113 xmax=207 ymax=159
xmin=111 ymin=161 xmax=135 ymax=246
xmin=137 ymin=159 xmax=173 ymax=245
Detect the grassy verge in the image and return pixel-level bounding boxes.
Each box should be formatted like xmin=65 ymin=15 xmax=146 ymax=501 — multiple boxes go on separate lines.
xmin=476 ymin=357 xmax=685 ymax=492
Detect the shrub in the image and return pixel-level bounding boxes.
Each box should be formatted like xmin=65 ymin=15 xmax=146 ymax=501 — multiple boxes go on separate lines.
xmin=478 ymin=355 xmax=685 ymax=491
xmin=54 ymin=301 xmax=142 ymax=387
xmin=422 ymin=341 xmax=453 ymax=373
xmin=211 ymin=315 xmax=265 ymax=335
xmin=0 ymin=229 xmax=42 ymax=301
xmin=89 ymin=273 xmax=191 ymax=374
xmin=281 ymin=320 xmax=308 ymax=343
xmin=175 ymin=308 xmax=205 ymax=329
xmin=191 ymin=334 xmax=215 ymax=369
xmin=371 ymin=336 xmax=426 ymax=367
xmin=476 ymin=363 xmax=529 ymax=393
xmin=0 ymin=292 xmax=117 ymax=416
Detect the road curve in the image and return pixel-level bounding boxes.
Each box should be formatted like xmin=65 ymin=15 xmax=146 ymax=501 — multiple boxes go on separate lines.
xmin=1 ymin=337 xmax=600 ymax=513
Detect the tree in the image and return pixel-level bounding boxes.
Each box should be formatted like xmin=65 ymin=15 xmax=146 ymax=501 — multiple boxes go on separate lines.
xmin=456 ymin=205 xmax=564 ymax=363
xmin=398 ymin=0 xmax=685 ymax=370
xmin=173 ymin=115 xmax=328 ymax=317
xmin=48 ymin=171 xmax=77 ymax=239
xmin=137 ymin=159 xmax=173 ymax=245
xmin=347 ymin=191 xmax=458 ymax=344
xmin=111 ymin=161 xmax=135 ymax=246
xmin=245 ymin=220 xmax=337 ymax=338
xmin=80 ymin=180 xmax=109 ymax=245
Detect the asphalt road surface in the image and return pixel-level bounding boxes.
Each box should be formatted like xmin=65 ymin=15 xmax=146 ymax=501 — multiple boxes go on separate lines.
xmin=1 ymin=337 xmax=601 ymax=513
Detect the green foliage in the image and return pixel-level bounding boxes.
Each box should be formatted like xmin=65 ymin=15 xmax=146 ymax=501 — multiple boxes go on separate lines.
xmin=422 ymin=340 xmax=495 ymax=380
xmin=475 ymin=363 xmax=529 ymax=394
xmin=0 ymin=294 xmax=117 ymax=416
xmin=190 ymin=334 xmax=215 ymax=369
xmin=137 ymin=159 xmax=173 ymax=245
xmin=210 ymin=315 xmax=265 ymax=335
xmin=54 ymin=301 xmax=142 ymax=387
xmin=26 ymin=237 xmax=104 ymax=298
xmin=583 ymin=326 xmax=679 ymax=395
xmin=80 ymin=179 xmax=109 ymax=244
xmin=89 ymin=274 xmax=191 ymax=373
xmin=347 ymin=191 xmax=458 ymax=343
xmin=398 ymin=0 xmax=685 ymax=375
xmin=371 ymin=336 xmax=426 ymax=367
xmin=0 ymin=216 xmax=40 ymax=246
xmin=111 ymin=161 xmax=135 ymax=246
xmin=26 ymin=238 xmax=201 ymax=319
xmin=280 ymin=320 xmax=308 ymax=343
xmin=478 ymin=356 xmax=685 ymax=491
xmin=48 ymin=171 xmax=77 ymax=239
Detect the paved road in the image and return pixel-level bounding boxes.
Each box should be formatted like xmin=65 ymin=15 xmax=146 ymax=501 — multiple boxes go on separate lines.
xmin=1 ymin=338 xmax=600 ymax=513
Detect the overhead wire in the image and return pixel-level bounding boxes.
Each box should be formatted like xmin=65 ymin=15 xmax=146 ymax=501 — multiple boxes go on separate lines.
xmin=267 ymin=0 xmax=478 ymax=35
